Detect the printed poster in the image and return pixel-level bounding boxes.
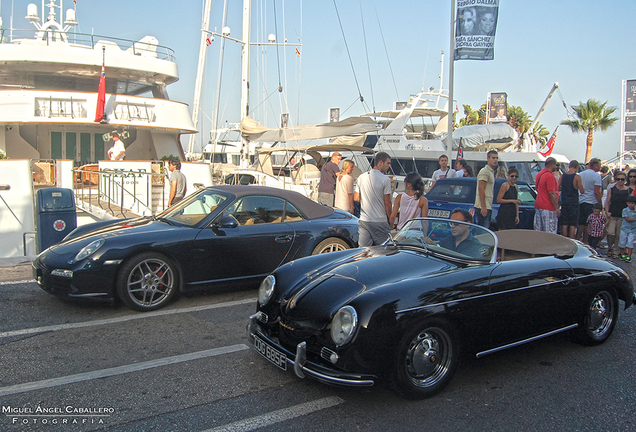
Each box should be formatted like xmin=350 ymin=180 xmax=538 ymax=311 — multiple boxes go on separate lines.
xmin=454 ymin=0 xmax=499 ymax=61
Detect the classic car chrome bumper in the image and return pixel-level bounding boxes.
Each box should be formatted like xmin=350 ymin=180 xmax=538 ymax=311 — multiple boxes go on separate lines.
xmin=247 ymin=314 xmax=375 ymax=387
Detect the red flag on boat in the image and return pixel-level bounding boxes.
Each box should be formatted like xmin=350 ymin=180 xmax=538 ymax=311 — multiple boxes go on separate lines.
xmin=206 ymin=36 xmax=212 ymax=46
xmin=295 ymin=48 xmax=300 ymax=56
xmin=539 ymin=127 xmax=558 ymax=157
xmin=94 ymin=54 xmax=106 ymax=123
xmin=457 ymin=137 xmax=464 ymax=160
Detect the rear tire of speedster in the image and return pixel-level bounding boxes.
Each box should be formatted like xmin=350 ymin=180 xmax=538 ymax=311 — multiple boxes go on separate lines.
xmin=572 ymin=288 xmax=618 ymax=346
xmin=393 ymin=319 xmax=460 ymax=399
xmin=311 ymin=237 xmax=349 ymax=255
xmin=116 ymin=252 xmax=179 ymax=312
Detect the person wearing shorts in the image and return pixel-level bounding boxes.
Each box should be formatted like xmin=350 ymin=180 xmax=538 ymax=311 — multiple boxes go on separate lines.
xmin=577 ymin=158 xmax=603 ymax=244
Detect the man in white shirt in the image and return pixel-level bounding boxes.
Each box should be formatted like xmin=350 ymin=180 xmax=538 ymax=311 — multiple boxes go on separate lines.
xmin=107 ymin=132 xmax=126 ymax=160
xmin=354 ymin=152 xmax=392 ymax=246
xmin=431 ymin=155 xmax=457 ymax=187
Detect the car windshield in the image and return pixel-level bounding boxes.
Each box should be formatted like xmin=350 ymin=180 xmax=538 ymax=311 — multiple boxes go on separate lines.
xmin=393 ymin=217 xmax=497 ymax=263
xmin=158 ymin=189 xmax=229 ymax=227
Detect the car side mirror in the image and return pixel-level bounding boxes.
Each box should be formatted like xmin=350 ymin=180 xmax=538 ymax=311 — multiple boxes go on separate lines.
xmin=213 ymin=215 xmax=239 ymax=229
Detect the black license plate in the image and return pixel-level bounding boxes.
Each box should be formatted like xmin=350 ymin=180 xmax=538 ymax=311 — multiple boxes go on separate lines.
xmin=254 ymin=335 xmax=287 ymax=371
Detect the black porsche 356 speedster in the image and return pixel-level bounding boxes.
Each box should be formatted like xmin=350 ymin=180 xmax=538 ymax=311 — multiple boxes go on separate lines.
xmin=248 ymin=217 xmax=634 ymax=398
xmin=33 ymin=186 xmax=358 ymax=311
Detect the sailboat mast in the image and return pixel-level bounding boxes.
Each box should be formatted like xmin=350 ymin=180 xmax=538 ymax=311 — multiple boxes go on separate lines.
xmin=189 ymin=0 xmax=213 ymax=157
xmin=240 ymin=0 xmax=251 ymax=165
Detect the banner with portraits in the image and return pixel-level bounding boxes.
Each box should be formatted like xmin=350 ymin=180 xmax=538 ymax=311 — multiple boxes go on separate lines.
xmin=488 ymin=92 xmax=507 ymax=123
xmin=454 ymin=0 xmax=499 ymax=61
xmin=623 ymin=79 xmax=636 ymax=152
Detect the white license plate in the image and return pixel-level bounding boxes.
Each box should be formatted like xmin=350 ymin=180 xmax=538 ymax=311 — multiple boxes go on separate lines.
xmin=428 ymin=209 xmax=450 ymax=218
xmin=254 ymin=335 xmax=287 ymax=371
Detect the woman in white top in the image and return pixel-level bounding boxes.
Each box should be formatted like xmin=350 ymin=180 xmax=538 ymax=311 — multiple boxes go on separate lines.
xmin=334 ymin=160 xmax=355 ymax=213
xmin=389 ymin=172 xmax=429 ymax=231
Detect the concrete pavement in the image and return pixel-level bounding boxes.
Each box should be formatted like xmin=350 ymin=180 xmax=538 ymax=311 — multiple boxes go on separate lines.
xmin=0 ymin=256 xmax=36 ymax=282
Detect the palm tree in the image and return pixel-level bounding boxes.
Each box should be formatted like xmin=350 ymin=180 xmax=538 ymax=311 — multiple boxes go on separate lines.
xmin=457 ymin=104 xmax=487 ymax=127
xmin=507 ymin=105 xmax=533 ymax=150
xmin=561 ymin=99 xmax=618 ymax=163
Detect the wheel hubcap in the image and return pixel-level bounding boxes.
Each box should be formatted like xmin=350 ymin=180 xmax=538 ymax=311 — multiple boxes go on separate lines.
xmin=588 ymin=292 xmax=613 ymax=337
xmin=127 ymin=259 xmax=174 ymax=307
xmin=405 ymin=329 xmax=451 ymax=387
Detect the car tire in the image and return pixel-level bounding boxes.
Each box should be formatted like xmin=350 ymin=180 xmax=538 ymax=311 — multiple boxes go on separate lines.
xmin=572 ymin=288 xmax=618 ymax=346
xmin=393 ymin=319 xmax=460 ymax=399
xmin=311 ymin=238 xmax=349 ymax=255
xmin=117 ymin=252 xmax=178 ymax=312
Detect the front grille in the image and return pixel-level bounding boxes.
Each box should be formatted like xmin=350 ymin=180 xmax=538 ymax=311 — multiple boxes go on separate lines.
xmin=321 ymin=347 xmax=337 ymax=362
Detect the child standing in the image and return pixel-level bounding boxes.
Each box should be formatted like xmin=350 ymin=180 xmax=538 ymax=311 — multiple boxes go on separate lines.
xmin=587 ymin=203 xmax=607 ymax=251
xmin=619 ymin=195 xmax=636 ymax=262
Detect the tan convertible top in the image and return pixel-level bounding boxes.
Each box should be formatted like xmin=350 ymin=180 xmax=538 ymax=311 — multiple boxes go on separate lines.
xmin=496 ymin=229 xmax=578 ymax=259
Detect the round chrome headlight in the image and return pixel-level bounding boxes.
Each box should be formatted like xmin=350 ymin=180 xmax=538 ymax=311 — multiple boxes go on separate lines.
xmin=330 ymin=305 xmax=358 ymax=346
xmin=258 ymin=275 xmax=276 ymax=306
xmin=72 ymin=239 xmax=104 ymax=263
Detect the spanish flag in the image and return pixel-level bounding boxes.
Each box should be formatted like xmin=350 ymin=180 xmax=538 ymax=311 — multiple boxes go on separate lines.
xmin=94 ymin=55 xmax=106 ymax=123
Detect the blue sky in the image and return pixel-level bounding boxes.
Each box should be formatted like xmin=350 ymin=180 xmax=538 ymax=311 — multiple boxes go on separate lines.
xmin=2 ymin=0 xmax=634 ymax=163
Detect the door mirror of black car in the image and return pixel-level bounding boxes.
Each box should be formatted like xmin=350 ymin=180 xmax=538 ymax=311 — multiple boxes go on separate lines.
xmin=213 ymin=215 xmax=239 ymax=229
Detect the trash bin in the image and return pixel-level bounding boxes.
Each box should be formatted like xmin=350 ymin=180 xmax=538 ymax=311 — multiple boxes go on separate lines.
xmin=36 ymin=187 xmax=77 ymax=253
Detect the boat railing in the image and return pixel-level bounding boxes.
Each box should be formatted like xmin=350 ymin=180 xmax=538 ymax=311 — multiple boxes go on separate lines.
xmin=0 ymin=28 xmax=175 ymax=61
xmin=74 ymin=164 xmax=168 ymax=219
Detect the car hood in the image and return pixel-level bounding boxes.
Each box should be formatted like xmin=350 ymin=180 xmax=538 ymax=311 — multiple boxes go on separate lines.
xmin=279 ymin=246 xmax=455 ymax=320
xmin=46 ymin=217 xmax=182 ymax=256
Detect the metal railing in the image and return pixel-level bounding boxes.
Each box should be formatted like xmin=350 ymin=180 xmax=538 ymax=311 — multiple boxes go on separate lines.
xmin=0 ymin=28 xmax=175 ymax=61
xmin=74 ymin=165 xmax=168 ymax=218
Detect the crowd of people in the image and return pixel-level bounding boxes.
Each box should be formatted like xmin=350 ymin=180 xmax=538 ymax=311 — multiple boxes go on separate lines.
xmin=317 ymin=149 xmax=636 ymax=262
xmin=546 ymin=157 xmax=636 ymax=263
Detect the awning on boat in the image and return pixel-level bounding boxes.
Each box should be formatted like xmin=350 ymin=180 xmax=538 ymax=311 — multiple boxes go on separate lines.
xmin=362 ymin=107 xmax=448 ymax=119
xmin=452 ymin=123 xmax=518 ymax=151
xmin=255 ymin=142 xmax=373 ymax=155
xmin=240 ymin=116 xmax=378 ymax=142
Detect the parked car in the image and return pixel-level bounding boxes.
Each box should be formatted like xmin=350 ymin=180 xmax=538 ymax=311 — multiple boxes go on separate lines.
xmin=426 ymin=177 xmax=537 ymax=230
xmin=248 ymin=217 xmax=633 ymax=399
xmin=33 ymin=185 xmax=358 ymax=311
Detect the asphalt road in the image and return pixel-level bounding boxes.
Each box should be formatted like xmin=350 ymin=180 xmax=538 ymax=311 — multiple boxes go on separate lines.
xmin=1 ymin=256 xmax=636 ymax=432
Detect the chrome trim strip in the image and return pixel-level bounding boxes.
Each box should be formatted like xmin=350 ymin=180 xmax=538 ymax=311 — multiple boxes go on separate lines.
xmin=396 ymin=270 xmax=616 ymax=314
xmin=103 ymin=260 xmax=123 ymax=265
xmin=475 ymin=324 xmax=578 ymax=358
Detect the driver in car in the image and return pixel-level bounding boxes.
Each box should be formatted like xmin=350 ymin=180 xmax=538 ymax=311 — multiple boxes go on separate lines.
xmin=439 ymin=209 xmax=483 ymax=257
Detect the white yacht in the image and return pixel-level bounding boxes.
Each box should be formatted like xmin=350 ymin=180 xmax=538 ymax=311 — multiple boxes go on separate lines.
xmin=352 ymin=91 xmax=569 ymax=188
xmin=0 ymin=1 xmax=195 ymax=163
xmin=0 ymin=1 xmax=198 ymax=258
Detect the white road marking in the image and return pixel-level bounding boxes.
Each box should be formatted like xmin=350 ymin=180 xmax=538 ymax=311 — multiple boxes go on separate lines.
xmin=0 ymin=344 xmax=249 ymax=397
xmin=202 ymin=396 xmax=345 ymax=432
xmin=0 ymin=279 xmax=33 ymax=286
xmin=0 ymin=297 xmax=256 ymax=339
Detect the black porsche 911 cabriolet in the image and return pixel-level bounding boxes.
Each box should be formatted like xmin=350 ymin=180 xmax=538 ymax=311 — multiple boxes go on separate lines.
xmin=248 ymin=217 xmax=634 ymax=399
xmin=33 ymin=186 xmax=358 ymax=311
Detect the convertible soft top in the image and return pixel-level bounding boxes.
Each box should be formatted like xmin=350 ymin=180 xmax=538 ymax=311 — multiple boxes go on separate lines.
xmin=211 ymin=185 xmax=335 ymax=219
xmin=497 ymin=229 xmax=578 ymax=260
